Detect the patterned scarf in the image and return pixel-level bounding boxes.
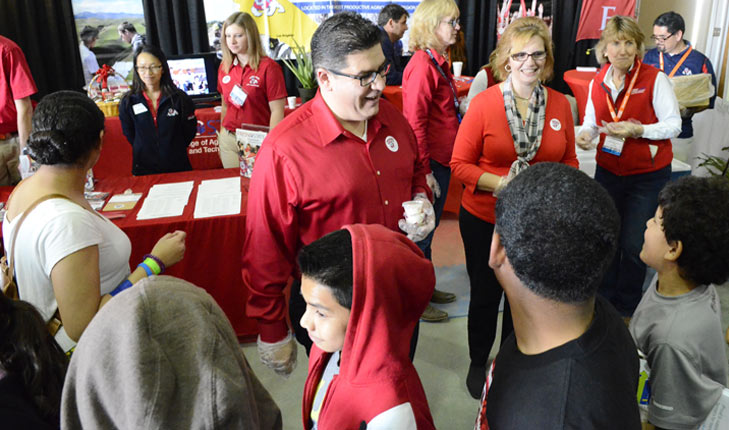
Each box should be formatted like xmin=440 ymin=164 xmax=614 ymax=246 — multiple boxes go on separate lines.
xmin=502 ymin=74 xmax=546 ymax=179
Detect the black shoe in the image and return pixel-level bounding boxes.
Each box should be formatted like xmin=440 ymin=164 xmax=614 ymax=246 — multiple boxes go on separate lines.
xmin=466 ymin=363 xmax=486 ymax=399
xmin=430 ymin=288 xmax=456 ymax=304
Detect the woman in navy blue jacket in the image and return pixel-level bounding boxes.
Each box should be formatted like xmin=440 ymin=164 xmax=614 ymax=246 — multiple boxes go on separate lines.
xmin=120 ymin=45 xmax=197 ymax=175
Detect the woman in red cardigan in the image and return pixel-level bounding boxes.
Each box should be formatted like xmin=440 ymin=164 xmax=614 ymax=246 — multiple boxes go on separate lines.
xmin=450 ymin=17 xmax=578 ymax=399
xmin=402 ymin=0 xmax=461 ymax=322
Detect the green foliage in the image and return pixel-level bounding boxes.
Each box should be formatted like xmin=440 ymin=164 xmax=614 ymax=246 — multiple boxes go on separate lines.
xmin=697 ymin=146 xmax=729 ymax=178
xmin=282 ymin=40 xmax=317 ymax=89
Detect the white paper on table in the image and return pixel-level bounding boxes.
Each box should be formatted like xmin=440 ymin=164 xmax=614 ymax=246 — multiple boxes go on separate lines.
xmin=194 ymin=176 xmax=241 ymax=219
xmin=136 ymin=181 xmax=194 ymax=220
xmin=193 ymin=193 xmax=241 ymax=218
xmin=198 ymin=177 xmax=240 ymax=193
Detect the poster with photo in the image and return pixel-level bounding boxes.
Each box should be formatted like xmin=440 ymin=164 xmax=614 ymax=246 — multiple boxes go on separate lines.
xmin=203 ymin=0 xmax=420 ymax=60
xmin=72 ymin=0 xmax=146 ymax=84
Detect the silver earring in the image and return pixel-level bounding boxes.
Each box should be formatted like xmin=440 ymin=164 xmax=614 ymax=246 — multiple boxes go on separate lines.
xmin=505 ymin=64 xmax=511 ymax=72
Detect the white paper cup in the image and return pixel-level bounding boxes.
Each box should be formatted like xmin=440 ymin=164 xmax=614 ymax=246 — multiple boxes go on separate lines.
xmin=287 ymin=96 xmax=297 ymax=109
xmin=453 ymin=61 xmax=463 ymax=78
xmin=402 ymin=200 xmax=425 ymax=224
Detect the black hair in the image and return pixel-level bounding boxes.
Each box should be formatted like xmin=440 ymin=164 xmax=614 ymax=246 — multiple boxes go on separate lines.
xmin=495 ymin=163 xmax=620 ymax=303
xmin=27 ymin=91 xmax=105 ymax=166
xmin=0 ymin=294 xmax=68 ymax=426
xmin=653 ymin=11 xmax=685 ymax=36
xmin=117 ymin=21 xmax=137 ymax=33
xmin=80 ymin=26 xmax=99 ymax=46
xmin=311 ymin=12 xmax=382 ymax=72
xmin=377 ymin=4 xmax=409 ymax=27
xmin=298 ymin=229 xmax=354 ymax=309
xmin=657 ymin=176 xmax=729 ymax=286
xmin=125 ymin=45 xmax=180 ymax=99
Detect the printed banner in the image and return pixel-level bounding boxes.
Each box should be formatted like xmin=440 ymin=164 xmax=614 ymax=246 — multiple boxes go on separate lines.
xmin=575 ymin=0 xmax=636 ymax=42
xmin=204 ymin=0 xmax=420 ymax=59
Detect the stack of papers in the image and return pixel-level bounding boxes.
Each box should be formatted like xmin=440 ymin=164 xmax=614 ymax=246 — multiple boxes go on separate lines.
xmin=136 ymin=181 xmax=194 ymax=220
xmin=193 ymin=177 xmax=241 ymax=219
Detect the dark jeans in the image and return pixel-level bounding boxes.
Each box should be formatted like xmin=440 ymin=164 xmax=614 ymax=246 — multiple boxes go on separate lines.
xmin=289 ymin=277 xmax=420 ymax=360
xmin=459 ymin=207 xmax=513 ymax=366
xmin=595 ymin=164 xmax=671 ymax=316
xmin=417 ymin=160 xmax=451 ymax=260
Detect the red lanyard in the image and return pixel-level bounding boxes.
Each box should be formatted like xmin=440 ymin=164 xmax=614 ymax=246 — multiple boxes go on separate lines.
xmin=605 ymin=62 xmax=641 ymax=122
xmin=142 ymin=92 xmax=161 ymax=128
xmin=659 ymin=46 xmax=693 ymax=78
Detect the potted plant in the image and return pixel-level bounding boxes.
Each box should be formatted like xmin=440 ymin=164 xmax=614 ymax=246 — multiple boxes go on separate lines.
xmin=697 ymin=146 xmax=729 ymax=178
xmin=282 ymin=40 xmax=317 ymax=103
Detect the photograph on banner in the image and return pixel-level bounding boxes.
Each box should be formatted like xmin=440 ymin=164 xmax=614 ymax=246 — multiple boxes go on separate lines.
xmin=72 ymin=0 xmax=146 ymax=84
xmin=203 ymin=0 xmax=420 ymax=60
xmin=497 ymin=0 xmax=553 ymax=39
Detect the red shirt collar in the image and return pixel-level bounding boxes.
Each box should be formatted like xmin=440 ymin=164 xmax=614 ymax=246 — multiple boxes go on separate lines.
xmin=311 ymin=91 xmax=383 ymax=146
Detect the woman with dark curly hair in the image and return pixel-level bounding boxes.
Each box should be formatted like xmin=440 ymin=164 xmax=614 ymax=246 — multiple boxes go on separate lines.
xmin=120 ymin=45 xmax=197 ymax=175
xmin=2 ymin=91 xmax=186 ymax=354
xmin=0 ymin=293 xmax=67 ymax=429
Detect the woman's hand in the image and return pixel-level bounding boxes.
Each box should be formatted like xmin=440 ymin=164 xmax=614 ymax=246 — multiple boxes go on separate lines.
xmin=576 ymin=130 xmax=597 ymax=150
xmin=605 ymin=121 xmax=643 ymax=139
xmin=150 ymin=230 xmax=187 ymax=268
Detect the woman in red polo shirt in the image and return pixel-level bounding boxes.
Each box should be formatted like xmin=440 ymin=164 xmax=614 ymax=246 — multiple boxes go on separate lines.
xmin=217 ymin=12 xmax=287 ymax=168
xmin=576 ymin=16 xmax=680 ymax=319
xmin=450 ymin=17 xmax=578 ymax=399
xmin=402 ymin=0 xmax=461 ymax=323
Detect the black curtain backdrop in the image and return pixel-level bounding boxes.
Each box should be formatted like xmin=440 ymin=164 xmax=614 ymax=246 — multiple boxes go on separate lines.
xmin=143 ymin=0 xmax=209 ymax=55
xmin=458 ymin=0 xmax=498 ymax=77
xmin=0 ymin=0 xmax=84 ymax=98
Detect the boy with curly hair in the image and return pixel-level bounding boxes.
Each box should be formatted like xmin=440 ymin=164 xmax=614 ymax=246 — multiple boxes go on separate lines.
xmin=630 ymin=176 xmax=729 ymax=430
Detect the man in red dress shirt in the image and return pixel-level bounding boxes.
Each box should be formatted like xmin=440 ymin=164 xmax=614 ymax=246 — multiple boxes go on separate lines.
xmin=242 ymin=12 xmax=434 ymax=376
xmin=0 ymin=35 xmax=36 ymax=185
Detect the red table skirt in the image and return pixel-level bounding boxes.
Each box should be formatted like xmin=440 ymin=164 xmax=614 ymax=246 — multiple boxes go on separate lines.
xmin=96 ymin=168 xmax=257 ymax=341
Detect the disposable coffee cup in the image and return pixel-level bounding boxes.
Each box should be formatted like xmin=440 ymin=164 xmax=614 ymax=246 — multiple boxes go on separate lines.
xmin=287 ymin=96 xmax=297 ymax=109
xmin=453 ymin=61 xmax=463 ymax=78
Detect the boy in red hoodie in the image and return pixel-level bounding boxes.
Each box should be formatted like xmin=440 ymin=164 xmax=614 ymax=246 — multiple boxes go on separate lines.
xmin=298 ymin=224 xmax=435 ymax=430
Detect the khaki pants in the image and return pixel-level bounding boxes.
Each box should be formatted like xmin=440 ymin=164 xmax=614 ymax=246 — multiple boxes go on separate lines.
xmin=0 ymin=135 xmax=20 ymax=186
xmin=217 ymin=128 xmax=240 ymax=169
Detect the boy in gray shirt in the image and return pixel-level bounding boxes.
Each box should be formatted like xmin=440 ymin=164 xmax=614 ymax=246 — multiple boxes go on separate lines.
xmin=630 ymin=176 xmax=729 ymax=430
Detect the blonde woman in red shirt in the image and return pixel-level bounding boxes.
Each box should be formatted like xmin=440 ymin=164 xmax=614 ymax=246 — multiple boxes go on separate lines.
xmin=450 ymin=17 xmax=578 ymax=398
xmin=402 ymin=0 xmax=461 ymax=322
xmin=217 ymin=12 xmax=287 ymax=168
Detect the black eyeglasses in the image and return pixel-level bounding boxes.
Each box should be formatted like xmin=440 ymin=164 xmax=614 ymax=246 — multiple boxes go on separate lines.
xmin=442 ymin=18 xmax=460 ymax=28
xmin=651 ymin=32 xmax=676 ymax=42
xmin=510 ymin=50 xmax=547 ymax=62
xmin=136 ymin=65 xmax=163 ymax=73
xmin=328 ymin=62 xmax=391 ymax=87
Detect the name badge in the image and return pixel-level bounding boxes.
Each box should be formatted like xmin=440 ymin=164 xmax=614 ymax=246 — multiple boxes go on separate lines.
xmin=132 ymin=103 xmax=148 ymax=115
xmin=602 ymin=135 xmax=624 ymax=156
xmin=229 ymin=85 xmax=248 ymax=108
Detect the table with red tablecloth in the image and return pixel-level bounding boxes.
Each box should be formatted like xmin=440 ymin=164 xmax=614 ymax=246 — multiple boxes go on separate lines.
xmin=96 ymin=103 xmax=302 ymax=180
xmin=564 ymin=69 xmax=599 ymax=124
xmin=95 ymin=168 xmax=256 ymax=341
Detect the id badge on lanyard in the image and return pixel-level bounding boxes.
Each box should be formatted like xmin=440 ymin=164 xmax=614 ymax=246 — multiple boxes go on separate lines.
xmin=229 ymin=84 xmax=248 ymax=108
xmin=601 ymin=62 xmax=641 ymax=157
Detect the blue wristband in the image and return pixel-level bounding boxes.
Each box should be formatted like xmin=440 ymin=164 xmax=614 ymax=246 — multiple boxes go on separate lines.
xmin=110 ymin=279 xmax=133 ymax=297
xmin=137 ymin=262 xmax=154 ymax=277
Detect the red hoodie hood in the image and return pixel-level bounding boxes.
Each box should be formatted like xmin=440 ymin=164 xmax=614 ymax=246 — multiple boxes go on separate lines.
xmin=302 ymin=224 xmax=435 ymax=429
